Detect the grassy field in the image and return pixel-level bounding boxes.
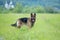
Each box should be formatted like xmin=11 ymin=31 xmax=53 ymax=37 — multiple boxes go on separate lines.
xmin=0 ymin=13 xmax=60 ymax=40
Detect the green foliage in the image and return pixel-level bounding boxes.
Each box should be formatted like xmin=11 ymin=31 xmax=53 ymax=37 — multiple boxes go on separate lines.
xmin=22 ymin=6 xmax=46 ymax=13
xmin=0 ymin=6 xmax=3 ymax=13
xmin=35 ymin=6 xmax=46 ymax=13
xmin=11 ymin=3 xmax=23 ymax=13
xmin=0 ymin=3 xmax=60 ymax=13
xmin=45 ymin=7 xmax=60 ymax=13
xmin=0 ymin=5 xmax=10 ymax=13
xmin=45 ymin=7 xmax=55 ymax=13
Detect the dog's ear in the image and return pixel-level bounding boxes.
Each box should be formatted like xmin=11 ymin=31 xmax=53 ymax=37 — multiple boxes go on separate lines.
xmin=31 ymin=13 xmax=36 ymax=17
xmin=31 ymin=13 xmax=33 ymax=17
xmin=34 ymin=13 xmax=36 ymax=16
xmin=33 ymin=13 xmax=36 ymax=17
xmin=31 ymin=13 xmax=36 ymax=15
xmin=31 ymin=13 xmax=32 ymax=15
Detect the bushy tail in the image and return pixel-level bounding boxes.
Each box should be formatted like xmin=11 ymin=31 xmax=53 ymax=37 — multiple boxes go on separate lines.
xmin=11 ymin=23 xmax=17 ymax=26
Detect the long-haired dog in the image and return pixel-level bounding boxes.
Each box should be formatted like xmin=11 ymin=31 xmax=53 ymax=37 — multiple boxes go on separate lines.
xmin=11 ymin=13 xmax=36 ymax=28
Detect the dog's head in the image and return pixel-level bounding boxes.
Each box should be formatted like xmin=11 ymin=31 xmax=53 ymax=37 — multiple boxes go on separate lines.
xmin=31 ymin=13 xmax=36 ymax=23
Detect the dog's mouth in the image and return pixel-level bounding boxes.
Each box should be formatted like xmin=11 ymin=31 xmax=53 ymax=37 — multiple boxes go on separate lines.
xmin=31 ymin=19 xmax=35 ymax=23
xmin=32 ymin=20 xmax=34 ymax=22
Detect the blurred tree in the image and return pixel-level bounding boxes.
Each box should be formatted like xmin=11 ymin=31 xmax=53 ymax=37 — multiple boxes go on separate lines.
xmin=11 ymin=3 xmax=23 ymax=13
xmin=22 ymin=6 xmax=46 ymax=13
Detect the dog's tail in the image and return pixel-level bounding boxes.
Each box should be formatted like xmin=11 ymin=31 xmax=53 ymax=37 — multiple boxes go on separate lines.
xmin=11 ymin=23 xmax=17 ymax=26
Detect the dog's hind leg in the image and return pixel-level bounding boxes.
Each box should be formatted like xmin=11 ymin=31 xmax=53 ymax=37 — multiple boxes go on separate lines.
xmin=17 ymin=20 xmax=22 ymax=28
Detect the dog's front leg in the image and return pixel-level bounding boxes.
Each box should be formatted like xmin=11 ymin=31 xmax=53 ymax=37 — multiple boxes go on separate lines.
xmin=27 ymin=20 xmax=31 ymax=28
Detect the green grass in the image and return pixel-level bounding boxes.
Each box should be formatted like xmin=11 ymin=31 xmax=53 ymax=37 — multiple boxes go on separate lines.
xmin=0 ymin=13 xmax=60 ymax=40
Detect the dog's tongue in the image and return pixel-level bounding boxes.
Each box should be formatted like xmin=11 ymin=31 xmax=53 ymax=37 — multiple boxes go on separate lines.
xmin=32 ymin=20 xmax=34 ymax=22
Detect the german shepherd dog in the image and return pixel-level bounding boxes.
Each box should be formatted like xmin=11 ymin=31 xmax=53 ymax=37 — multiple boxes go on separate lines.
xmin=11 ymin=13 xmax=36 ymax=28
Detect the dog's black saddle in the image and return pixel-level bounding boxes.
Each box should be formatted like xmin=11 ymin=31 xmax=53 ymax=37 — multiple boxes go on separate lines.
xmin=19 ymin=17 xmax=28 ymax=23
